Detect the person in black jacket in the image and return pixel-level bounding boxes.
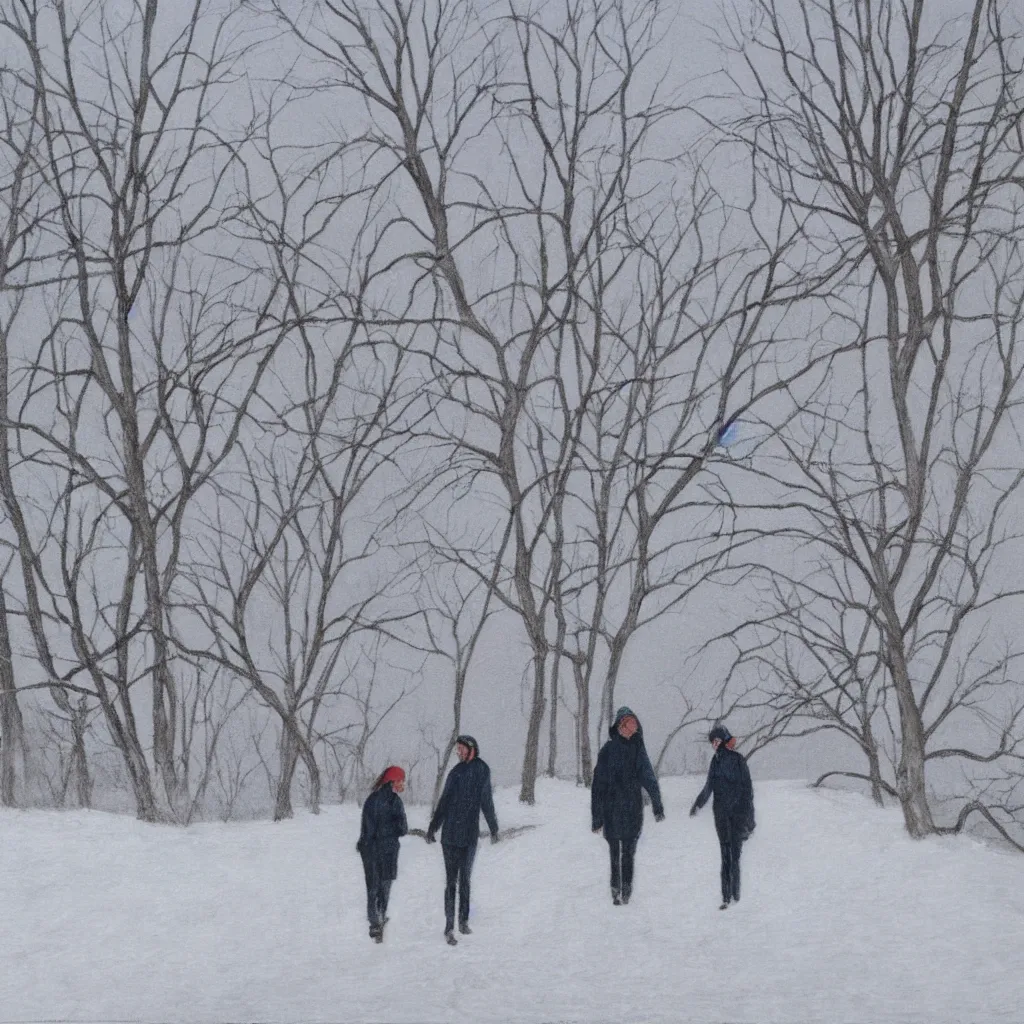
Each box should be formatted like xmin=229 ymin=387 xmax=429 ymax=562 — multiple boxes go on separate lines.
xmin=689 ymin=723 xmax=755 ymax=910
xmin=425 ymin=735 xmax=499 ymax=945
xmin=591 ymin=706 xmax=665 ymax=905
xmin=356 ymin=765 xmax=409 ymax=942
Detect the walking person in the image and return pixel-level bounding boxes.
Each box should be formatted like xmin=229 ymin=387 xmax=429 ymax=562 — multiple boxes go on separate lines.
xmin=425 ymin=735 xmax=499 ymax=946
xmin=591 ymin=706 xmax=665 ymax=905
xmin=689 ymin=723 xmax=756 ymax=910
xmin=356 ymin=765 xmax=409 ymax=943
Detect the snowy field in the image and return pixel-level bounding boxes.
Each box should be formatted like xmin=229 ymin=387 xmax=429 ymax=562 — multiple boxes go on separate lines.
xmin=2 ymin=777 xmax=1021 ymax=1024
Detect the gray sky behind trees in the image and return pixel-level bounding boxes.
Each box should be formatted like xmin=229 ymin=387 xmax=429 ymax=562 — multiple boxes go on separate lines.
xmin=1 ymin=0 xmax=1021 ymax=836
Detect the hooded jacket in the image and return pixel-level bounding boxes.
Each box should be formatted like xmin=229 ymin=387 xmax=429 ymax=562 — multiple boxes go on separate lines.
xmin=357 ymin=782 xmax=409 ymax=881
xmin=591 ymin=708 xmax=664 ymax=840
xmin=427 ymin=737 xmax=499 ymax=847
xmin=692 ymin=742 xmax=755 ymax=833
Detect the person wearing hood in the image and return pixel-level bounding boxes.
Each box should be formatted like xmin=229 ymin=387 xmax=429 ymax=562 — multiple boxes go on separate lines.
xmin=357 ymin=765 xmax=409 ymax=942
xmin=591 ymin=707 xmax=665 ymax=905
xmin=689 ymin=723 xmax=755 ymax=910
xmin=425 ymin=734 xmax=499 ymax=945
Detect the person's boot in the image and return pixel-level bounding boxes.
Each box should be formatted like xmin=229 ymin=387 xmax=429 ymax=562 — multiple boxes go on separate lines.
xmin=612 ymin=888 xmax=622 ymax=906
xmin=718 ymin=899 xmax=731 ymax=911
xmin=621 ymin=885 xmax=632 ymax=905
xmin=369 ymin=924 xmax=382 ymax=941
xmin=458 ymin=921 xmax=472 ymax=935
xmin=445 ymin=928 xmax=458 ymax=946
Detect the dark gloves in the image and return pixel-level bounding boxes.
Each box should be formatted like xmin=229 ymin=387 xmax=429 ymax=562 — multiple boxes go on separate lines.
xmin=654 ymin=810 xmax=665 ymax=823
xmin=490 ymin=832 xmax=500 ymax=845
xmin=424 ymin=832 xmax=436 ymax=844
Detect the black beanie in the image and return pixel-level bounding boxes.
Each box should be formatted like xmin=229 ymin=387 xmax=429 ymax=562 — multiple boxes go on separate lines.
xmin=708 ymin=723 xmax=732 ymax=745
xmin=456 ymin=735 xmax=479 ymax=758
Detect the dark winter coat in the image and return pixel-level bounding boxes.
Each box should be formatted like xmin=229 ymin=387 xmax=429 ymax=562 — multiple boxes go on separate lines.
xmin=692 ymin=746 xmax=755 ymax=834
xmin=591 ymin=720 xmax=664 ymax=840
xmin=357 ymin=783 xmax=409 ymax=881
xmin=427 ymin=757 xmax=499 ymax=847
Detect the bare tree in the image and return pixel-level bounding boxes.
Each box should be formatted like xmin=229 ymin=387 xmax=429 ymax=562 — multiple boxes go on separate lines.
xmin=174 ymin=663 xmax=252 ymax=824
xmin=718 ymin=0 xmax=1024 ymax=837
xmin=317 ymin=643 xmax=416 ymax=805
xmin=268 ymin=0 xmax=583 ymax=804
xmin=0 ymin=3 xmax=42 ymax=808
xmin=175 ymin=104 xmax=427 ymax=818
xmin=711 ymin=569 xmax=898 ymax=806
xmin=212 ymin=723 xmax=267 ymax=822
xmin=0 ymin=0 xmax=339 ymax=821
xmin=557 ymin=159 xmax=848 ymax=778
xmin=270 ymin=0 xmax=860 ymax=804
xmin=652 ymin=688 xmax=701 ymax=777
xmin=0 ymin=578 xmax=27 ymax=805
xmin=414 ymin=540 xmax=509 ymax=810
xmin=0 ymin=1 xmax=96 ymax=808
xmin=183 ymin=409 xmax=421 ymax=820
xmin=935 ymin=771 xmax=1024 ymax=851
xmin=22 ymin=695 xmax=94 ymax=809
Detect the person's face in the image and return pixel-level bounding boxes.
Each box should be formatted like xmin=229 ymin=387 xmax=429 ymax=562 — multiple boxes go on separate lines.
xmin=456 ymin=743 xmax=471 ymax=762
xmin=711 ymin=738 xmax=722 ymax=751
xmin=393 ymin=779 xmax=405 ymax=794
xmin=617 ymin=716 xmax=638 ymax=739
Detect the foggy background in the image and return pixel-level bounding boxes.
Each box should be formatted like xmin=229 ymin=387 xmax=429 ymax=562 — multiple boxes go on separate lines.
xmin=1 ymin=0 xmax=1021 ymax=847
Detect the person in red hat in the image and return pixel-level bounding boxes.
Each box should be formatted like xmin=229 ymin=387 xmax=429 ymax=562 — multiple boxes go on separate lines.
xmin=356 ymin=766 xmax=409 ymax=942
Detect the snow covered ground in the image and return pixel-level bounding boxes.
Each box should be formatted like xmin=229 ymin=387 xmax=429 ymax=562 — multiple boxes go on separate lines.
xmin=2 ymin=777 xmax=1021 ymax=1024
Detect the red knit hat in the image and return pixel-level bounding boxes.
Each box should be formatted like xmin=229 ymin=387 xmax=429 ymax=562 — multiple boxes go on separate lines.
xmin=377 ymin=765 xmax=405 ymax=788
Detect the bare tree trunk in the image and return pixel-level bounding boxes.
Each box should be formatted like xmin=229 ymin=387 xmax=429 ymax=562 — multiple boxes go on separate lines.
xmin=547 ymin=615 xmax=568 ymax=778
xmin=598 ymin=606 xmax=641 ymax=757
xmin=546 ymin=486 xmax=572 ymax=779
xmin=858 ymin=712 xmax=888 ymax=808
xmin=519 ymin=647 xmax=548 ymax=804
xmin=69 ymin=697 xmax=91 ymax=810
xmin=274 ymin=715 xmax=322 ymax=821
xmin=547 ymin=662 xmax=559 ymax=778
xmin=428 ymin=659 xmax=468 ymax=811
xmin=889 ymin=651 xmax=935 ymax=835
xmin=0 ymin=585 xmax=21 ymax=806
xmin=97 ymin=686 xmax=160 ymax=820
xmin=431 ymin=662 xmax=468 ymax=813
xmin=576 ymin=660 xmax=593 ymax=785
xmin=866 ymin=743 xmax=886 ymax=808
xmin=274 ymin=723 xmax=300 ymax=821
xmin=603 ymin=633 xmax=632 ymax=734
xmin=571 ymin=702 xmax=582 ymax=785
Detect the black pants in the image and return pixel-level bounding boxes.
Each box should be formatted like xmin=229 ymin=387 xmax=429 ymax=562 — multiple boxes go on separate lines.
xmin=361 ymin=855 xmax=393 ymax=931
xmin=606 ymin=835 xmax=638 ymax=897
xmin=716 ymin=816 xmax=744 ymax=902
xmin=443 ymin=842 xmax=477 ymax=931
